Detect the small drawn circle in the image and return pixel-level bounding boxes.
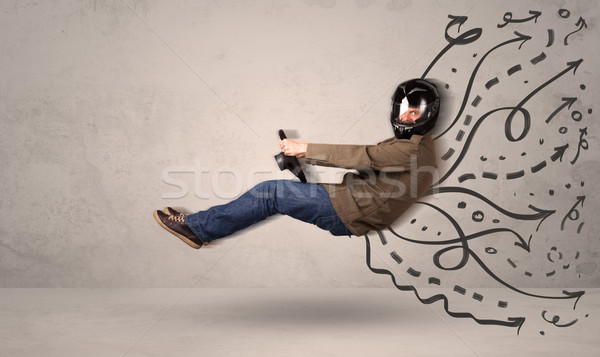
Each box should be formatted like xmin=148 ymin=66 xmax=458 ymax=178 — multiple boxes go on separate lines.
xmin=559 ymin=127 xmax=568 ymax=134
xmin=524 ymin=80 xmax=529 ymax=84
xmin=421 ymin=226 xmax=428 ymax=231
xmin=499 ymin=155 xmax=506 ymax=160
xmin=572 ymin=111 xmax=582 ymax=121
xmin=565 ymin=183 xmax=572 ymax=189
xmin=480 ymin=156 xmax=487 ymax=161
xmin=549 ymin=189 xmax=555 ymax=196
xmin=558 ymin=8 xmax=570 ymax=18
xmin=580 ymin=84 xmax=586 ymax=90
xmin=492 ymin=219 xmax=500 ymax=223
xmin=473 ymin=53 xmax=477 ymax=57
xmin=458 ymin=202 xmax=467 ymax=209
xmin=472 ymin=211 xmax=484 ymax=222
xmin=485 ymin=247 xmax=497 ymax=254
xmin=521 ymin=152 xmax=527 ymax=156
xmin=588 ymin=108 xmax=593 ymax=114
xmin=410 ymin=218 xmax=417 ymax=224
xmin=451 ymin=68 xmax=457 ymax=73
xmin=539 ymin=139 xmax=545 ymax=145
xmin=445 ymin=83 xmax=450 ymax=89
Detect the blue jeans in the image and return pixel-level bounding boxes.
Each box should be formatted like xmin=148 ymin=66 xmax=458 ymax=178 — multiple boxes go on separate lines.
xmin=184 ymin=180 xmax=352 ymax=242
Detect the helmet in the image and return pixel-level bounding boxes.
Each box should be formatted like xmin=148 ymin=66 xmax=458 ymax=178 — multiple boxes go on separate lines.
xmin=390 ymin=79 xmax=440 ymax=139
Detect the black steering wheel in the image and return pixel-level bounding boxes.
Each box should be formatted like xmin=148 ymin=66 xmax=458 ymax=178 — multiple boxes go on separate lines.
xmin=274 ymin=129 xmax=307 ymax=183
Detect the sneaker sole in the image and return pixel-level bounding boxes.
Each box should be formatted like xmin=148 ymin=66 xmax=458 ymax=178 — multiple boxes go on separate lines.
xmin=153 ymin=210 xmax=204 ymax=249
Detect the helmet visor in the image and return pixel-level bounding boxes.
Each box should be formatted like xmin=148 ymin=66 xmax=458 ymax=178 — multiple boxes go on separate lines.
xmin=392 ymin=97 xmax=429 ymax=128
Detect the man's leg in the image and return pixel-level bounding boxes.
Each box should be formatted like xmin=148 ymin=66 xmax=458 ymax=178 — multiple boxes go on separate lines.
xmin=183 ymin=180 xmax=350 ymax=241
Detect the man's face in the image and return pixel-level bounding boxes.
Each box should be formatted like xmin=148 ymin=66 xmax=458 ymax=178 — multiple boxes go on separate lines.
xmin=398 ymin=107 xmax=421 ymax=124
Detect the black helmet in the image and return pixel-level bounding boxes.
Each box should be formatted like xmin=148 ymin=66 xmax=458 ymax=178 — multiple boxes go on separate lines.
xmin=390 ymin=79 xmax=440 ymax=139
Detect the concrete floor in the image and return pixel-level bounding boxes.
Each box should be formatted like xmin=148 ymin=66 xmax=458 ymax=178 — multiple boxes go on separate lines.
xmin=1 ymin=288 xmax=598 ymax=356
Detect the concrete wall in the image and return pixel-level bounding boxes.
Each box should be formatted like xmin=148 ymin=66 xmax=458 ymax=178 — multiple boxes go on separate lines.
xmin=1 ymin=0 xmax=598 ymax=288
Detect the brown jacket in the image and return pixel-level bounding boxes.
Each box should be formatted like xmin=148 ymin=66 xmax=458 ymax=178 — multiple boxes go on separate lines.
xmin=305 ymin=134 xmax=436 ymax=236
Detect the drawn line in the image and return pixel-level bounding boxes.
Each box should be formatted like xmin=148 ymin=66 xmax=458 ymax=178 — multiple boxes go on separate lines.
xmin=482 ymin=172 xmax=498 ymax=180
xmin=429 ymin=277 xmax=441 ymax=285
xmin=454 ymin=285 xmax=467 ymax=295
xmin=506 ymin=170 xmax=525 ymax=179
xmin=441 ymin=148 xmax=456 ymax=161
xmin=364 ymin=234 xmax=486 ymax=352
xmin=531 ymin=161 xmax=547 ymax=173
xmin=472 ymin=293 xmax=484 ymax=302
xmin=458 ymin=173 xmax=476 ymax=182
xmin=471 ymin=95 xmax=482 ymax=107
xmin=531 ymin=52 xmax=547 ymax=65
xmin=455 ymin=130 xmax=465 ymax=142
xmin=546 ymin=29 xmax=555 ymax=47
xmin=464 ymin=114 xmax=473 ymax=125
xmin=407 ymin=268 xmax=422 ymax=277
xmin=507 ymin=64 xmax=522 ymax=76
xmin=390 ymin=251 xmax=404 ymax=264
xmin=364 ymin=235 xmax=526 ymax=334
xmin=485 ymin=77 xmax=500 ymax=89
xmin=378 ymin=230 xmax=388 ymax=245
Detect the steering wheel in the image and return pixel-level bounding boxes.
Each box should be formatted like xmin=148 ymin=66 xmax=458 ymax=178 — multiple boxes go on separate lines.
xmin=274 ymin=129 xmax=307 ymax=183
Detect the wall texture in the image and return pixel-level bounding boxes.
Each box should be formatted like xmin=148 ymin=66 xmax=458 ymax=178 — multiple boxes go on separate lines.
xmin=0 ymin=0 xmax=598 ymax=291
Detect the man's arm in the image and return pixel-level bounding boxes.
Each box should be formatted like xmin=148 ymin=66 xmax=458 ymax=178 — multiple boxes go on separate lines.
xmin=281 ymin=136 xmax=423 ymax=171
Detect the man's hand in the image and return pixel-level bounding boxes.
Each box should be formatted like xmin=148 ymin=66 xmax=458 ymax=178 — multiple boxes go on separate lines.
xmin=279 ymin=139 xmax=307 ymax=158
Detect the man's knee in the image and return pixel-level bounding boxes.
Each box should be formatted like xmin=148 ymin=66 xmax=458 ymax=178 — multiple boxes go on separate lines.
xmin=249 ymin=180 xmax=278 ymax=199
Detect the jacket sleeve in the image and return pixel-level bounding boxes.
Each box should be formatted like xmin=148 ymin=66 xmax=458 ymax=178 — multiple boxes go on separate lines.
xmin=305 ymin=135 xmax=422 ymax=171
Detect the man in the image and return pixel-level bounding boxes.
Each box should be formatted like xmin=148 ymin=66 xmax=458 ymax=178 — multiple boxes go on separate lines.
xmin=154 ymin=79 xmax=439 ymax=249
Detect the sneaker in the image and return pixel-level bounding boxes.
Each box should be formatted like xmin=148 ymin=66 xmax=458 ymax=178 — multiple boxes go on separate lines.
xmin=153 ymin=210 xmax=206 ymax=249
xmin=163 ymin=207 xmax=189 ymax=216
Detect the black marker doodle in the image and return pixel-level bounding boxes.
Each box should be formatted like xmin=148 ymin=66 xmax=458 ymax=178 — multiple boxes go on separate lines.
xmin=542 ymin=310 xmax=578 ymax=328
xmin=497 ymin=10 xmax=542 ymax=28
xmin=367 ymin=5 xmax=590 ymax=336
xmin=546 ymin=97 xmax=577 ymax=123
xmin=569 ymin=127 xmax=588 ymax=164
xmin=560 ymin=196 xmax=585 ymax=231
xmin=564 ymin=17 xmax=587 ymax=45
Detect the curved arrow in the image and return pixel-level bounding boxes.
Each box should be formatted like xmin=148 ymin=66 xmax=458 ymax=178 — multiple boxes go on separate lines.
xmin=546 ymin=97 xmax=577 ymax=123
xmin=389 ymin=202 xmax=584 ymax=308
xmin=388 ymin=225 xmax=533 ymax=252
xmin=505 ymin=59 xmax=583 ymax=141
xmin=422 ymin=15 xmax=483 ymax=78
xmin=434 ymin=32 xmax=531 ymax=140
xmin=497 ymin=10 xmax=542 ymax=28
xmin=424 ymin=186 xmax=555 ymax=232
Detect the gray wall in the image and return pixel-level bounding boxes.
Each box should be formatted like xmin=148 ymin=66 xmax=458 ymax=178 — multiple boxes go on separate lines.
xmin=1 ymin=0 xmax=598 ymax=288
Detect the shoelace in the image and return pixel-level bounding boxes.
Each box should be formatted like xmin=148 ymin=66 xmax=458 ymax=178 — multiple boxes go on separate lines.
xmin=167 ymin=214 xmax=186 ymax=224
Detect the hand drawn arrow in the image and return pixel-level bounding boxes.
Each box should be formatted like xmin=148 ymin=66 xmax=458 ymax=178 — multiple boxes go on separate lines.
xmin=546 ymin=97 xmax=577 ymax=123
xmin=497 ymin=10 xmax=542 ymax=28
xmin=505 ymin=59 xmax=583 ymax=141
xmin=433 ymin=31 xmax=531 ymax=140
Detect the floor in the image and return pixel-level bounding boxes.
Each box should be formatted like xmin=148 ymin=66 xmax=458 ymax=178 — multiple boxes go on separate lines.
xmin=1 ymin=288 xmax=599 ymax=357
